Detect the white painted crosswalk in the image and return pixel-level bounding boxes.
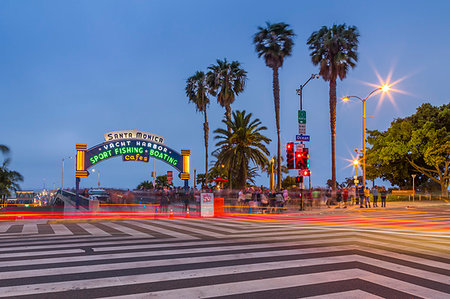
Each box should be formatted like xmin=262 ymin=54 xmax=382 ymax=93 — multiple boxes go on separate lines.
xmin=0 ymin=218 xmax=448 ymax=298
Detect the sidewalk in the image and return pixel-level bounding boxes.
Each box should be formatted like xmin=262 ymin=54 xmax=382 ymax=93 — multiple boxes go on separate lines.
xmin=284 ymin=200 xmax=450 ymax=215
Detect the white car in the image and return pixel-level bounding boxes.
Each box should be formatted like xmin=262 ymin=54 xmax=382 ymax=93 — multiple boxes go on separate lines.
xmin=88 ymin=189 xmax=109 ymax=202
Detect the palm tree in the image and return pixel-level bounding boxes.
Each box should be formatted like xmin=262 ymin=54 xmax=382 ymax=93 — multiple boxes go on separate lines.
xmin=253 ymin=22 xmax=295 ymax=191
xmin=137 ymin=180 xmax=153 ymax=190
xmin=261 ymin=156 xmax=289 ymax=189
xmin=213 ymin=110 xmax=271 ymax=189
xmin=207 ymin=58 xmax=247 ymax=129
xmin=307 ymin=24 xmax=359 ymax=192
xmin=0 ymin=145 xmax=23 ymax=205
xmin=186 ymin=71 xmax=211 ymax=187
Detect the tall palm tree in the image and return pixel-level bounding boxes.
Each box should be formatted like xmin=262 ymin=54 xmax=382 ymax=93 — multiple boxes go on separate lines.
xmin=186 ymin=71 xmax=211 ymax=186
xmin=307 ymin=24 xmax=359 ymax=192
xmin=253 ymin=22 xmax=295 ymax=191
xmin=207 ymin=58 xmax=247 ymax=129
xmin=213 ymin=110 xmax=271 ymax=189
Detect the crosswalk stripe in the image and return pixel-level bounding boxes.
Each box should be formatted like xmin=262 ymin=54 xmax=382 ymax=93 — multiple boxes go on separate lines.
xmin=0 ymin=216 xmax=447 ymax=298
xmin=50 ymin=224 xmax=73 ymax=235
xmin=131 ymin=220 xmax=200 ymax=239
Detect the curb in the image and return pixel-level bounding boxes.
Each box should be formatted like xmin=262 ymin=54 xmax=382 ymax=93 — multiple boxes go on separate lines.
xmin=47 ymin=218 xmax=126 ymax=224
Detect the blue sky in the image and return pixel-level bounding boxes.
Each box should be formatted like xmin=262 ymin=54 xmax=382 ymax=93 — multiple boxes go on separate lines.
xmin=1 ymin=0 xmax=449 ymax=190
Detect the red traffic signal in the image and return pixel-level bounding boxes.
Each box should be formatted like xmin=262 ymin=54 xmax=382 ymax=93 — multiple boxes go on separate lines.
xmin=301 ymin=169 xmax=311 ymax=176
xmin=286 ymin=142 xmax=294 ymax=169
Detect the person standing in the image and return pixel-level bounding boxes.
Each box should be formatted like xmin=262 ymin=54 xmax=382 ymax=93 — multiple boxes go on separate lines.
xmin=380 ymin=186 xmax=387 ymax=208
xmin=372 ymin=186 xmax=379 ymax=207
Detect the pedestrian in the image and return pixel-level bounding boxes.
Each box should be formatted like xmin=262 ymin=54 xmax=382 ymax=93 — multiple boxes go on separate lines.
xmin=380 ymin=186 xmax=387 ymax=207
xmin=364 ymin=187 xmax=371 ymax=208
xmin=358 ymin=186 xmax=365 ymax=208
xmin=342 ymin=187 xmax=348 ymax=208
xmin=372 ymin=186 xmax=379 ymax=207
xmin=336 ymin=189 xmax=342 ymax=208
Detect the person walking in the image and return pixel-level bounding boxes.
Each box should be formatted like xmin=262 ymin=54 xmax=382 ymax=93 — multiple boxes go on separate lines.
xmin=364 ymin=187 xmax=371 ymax=208
xmin=342 ymin=187 xmax=348 ymax=208
xmin=372 ymin=186 xmax=379 ymax=207
xmin=358 ymin=186 xmax=365 ymax=208
xmin=380 ymin=186 xmax=387 ymax=208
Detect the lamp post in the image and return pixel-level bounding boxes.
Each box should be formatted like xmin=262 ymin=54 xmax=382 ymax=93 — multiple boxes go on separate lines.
xmin=296 ymin=74 xmax=319 ymax=110
xmin=61 ymin=156 xmax=72 ymax=191
xmin=270 ymin=157 xmax=275 ymax=191
xmin=91 ymin=168 xmax=100 ymax=187
xmin=353 ymin=158 xmax=359 ymax=189
xmin=342 ymin=84 xmax=390 ymax=190
xmin=411 ymin=174 xmax=416 ymax=201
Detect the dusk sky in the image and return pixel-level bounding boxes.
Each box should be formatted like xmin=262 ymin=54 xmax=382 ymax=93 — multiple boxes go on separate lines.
xmin=1 ymin=0 xmax=449 ymax=190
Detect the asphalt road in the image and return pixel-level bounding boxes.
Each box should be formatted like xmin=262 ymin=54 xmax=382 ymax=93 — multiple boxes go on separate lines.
xmin=0 ymin=206 xmax=449 ymax=298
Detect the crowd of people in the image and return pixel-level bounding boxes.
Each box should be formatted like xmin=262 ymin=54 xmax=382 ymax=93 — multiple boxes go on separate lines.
xmin=98 ymin=184 xmax=391 ymax=213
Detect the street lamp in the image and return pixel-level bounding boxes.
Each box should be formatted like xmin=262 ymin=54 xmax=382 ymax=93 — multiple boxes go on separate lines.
xmin=270 ymin=157 xmax=275 ymax=191
xmin=91 ymin=168 xmax=100 ymax=187
xmin=296 ymin=74 xmax=319 ymax=110
xmin=342 ymin=84 xmax=390 ymax=190
xmin=353 ymin=158 xmax=359 ymax=189
xmin=61 ymin=156 xmax=72 ymax=191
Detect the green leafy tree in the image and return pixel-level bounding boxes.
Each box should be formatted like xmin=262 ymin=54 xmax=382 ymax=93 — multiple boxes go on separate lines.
xmin=253 ymin=22 xmax=295 ymax=191
xmin=281 ymin=176 xmax=296 ymax=189
xmin=186 ymin=71 xmax=211 ymax=186
xmin=0 ymin=145 xmax=23 ymax=204
xmin=366 ymin=103 xmax=450 ymax=196
xmin=137 ymin=180 xmax=153 ymax=190
xmin=213 ymin=110 xmax=271 ymax=189
xmin=342 ymin=176 xmax=363 ymax=188
xmin=207 ymin=58 xmax=247 ymax=128
xmin=307 ymin=24 xmax=359 ymax=192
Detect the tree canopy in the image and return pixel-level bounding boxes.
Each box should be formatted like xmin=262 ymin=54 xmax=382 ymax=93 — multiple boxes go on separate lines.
xmin=213 ymin=110 xmax=271 ymax=189
xmin=366 ymin=103 xmax=449 ymax=196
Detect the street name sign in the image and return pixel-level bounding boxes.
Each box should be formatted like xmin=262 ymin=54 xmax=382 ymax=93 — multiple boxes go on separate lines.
xmin=296 ymin=135 xmax=310 ymax=142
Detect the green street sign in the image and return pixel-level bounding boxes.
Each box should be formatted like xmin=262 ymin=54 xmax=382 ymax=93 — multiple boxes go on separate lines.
xmin=298 ymin=110 xmax=306 ymax=124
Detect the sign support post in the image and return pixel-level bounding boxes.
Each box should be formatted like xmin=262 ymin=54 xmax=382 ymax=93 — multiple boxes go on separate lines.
xmin=181 ymin=149 xmax=191 ymax=191
xmin=75 ymin=144 xmax=88 ymax=210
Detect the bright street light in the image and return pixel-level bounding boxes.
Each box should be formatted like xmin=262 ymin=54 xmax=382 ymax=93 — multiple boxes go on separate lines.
xmin=342 ymin=85 xmax=391 ymax=190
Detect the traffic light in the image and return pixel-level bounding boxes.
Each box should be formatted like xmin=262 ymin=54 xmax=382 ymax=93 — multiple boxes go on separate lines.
xmin=295 ymin=176 xmax=303 ymax=183
xmin=305 ymin=148 xmax=310 ymax=168
xmin=286 ymin=142 xmax=294 ymax=169
xmin=301 ymin=169 xmax=311 ymax=176
xmin=295 ymin=148 xmax=309 ymax=169
xmin=295 ymin=150 xmax=304 ymax=169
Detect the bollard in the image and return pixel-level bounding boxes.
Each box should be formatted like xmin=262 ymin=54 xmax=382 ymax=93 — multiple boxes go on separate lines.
xmin=185 ymin=207 xmax=190 ymax=218
xmin=154 ymin=207 xmax=157 ymax=219
xmin=249 ymin=206 xmax=251 ymax=214
xmin=169 ymin=208 xmax=174 ymax=219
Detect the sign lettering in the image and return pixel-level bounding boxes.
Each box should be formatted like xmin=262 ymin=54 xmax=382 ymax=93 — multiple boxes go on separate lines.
xmin=85 ymin=139 xmax=183 ymax=172
xmin=104 ymin=129 xmax=165 ymax=144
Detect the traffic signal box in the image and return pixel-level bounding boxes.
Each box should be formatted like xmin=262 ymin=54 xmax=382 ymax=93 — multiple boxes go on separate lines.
xmin=295 ymin=176 xmax=303 ymax=183
xmin=286 ymin=142 xmax=295 ymax=169
xmin=295 ymin=148 xmax=309 ymax=170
